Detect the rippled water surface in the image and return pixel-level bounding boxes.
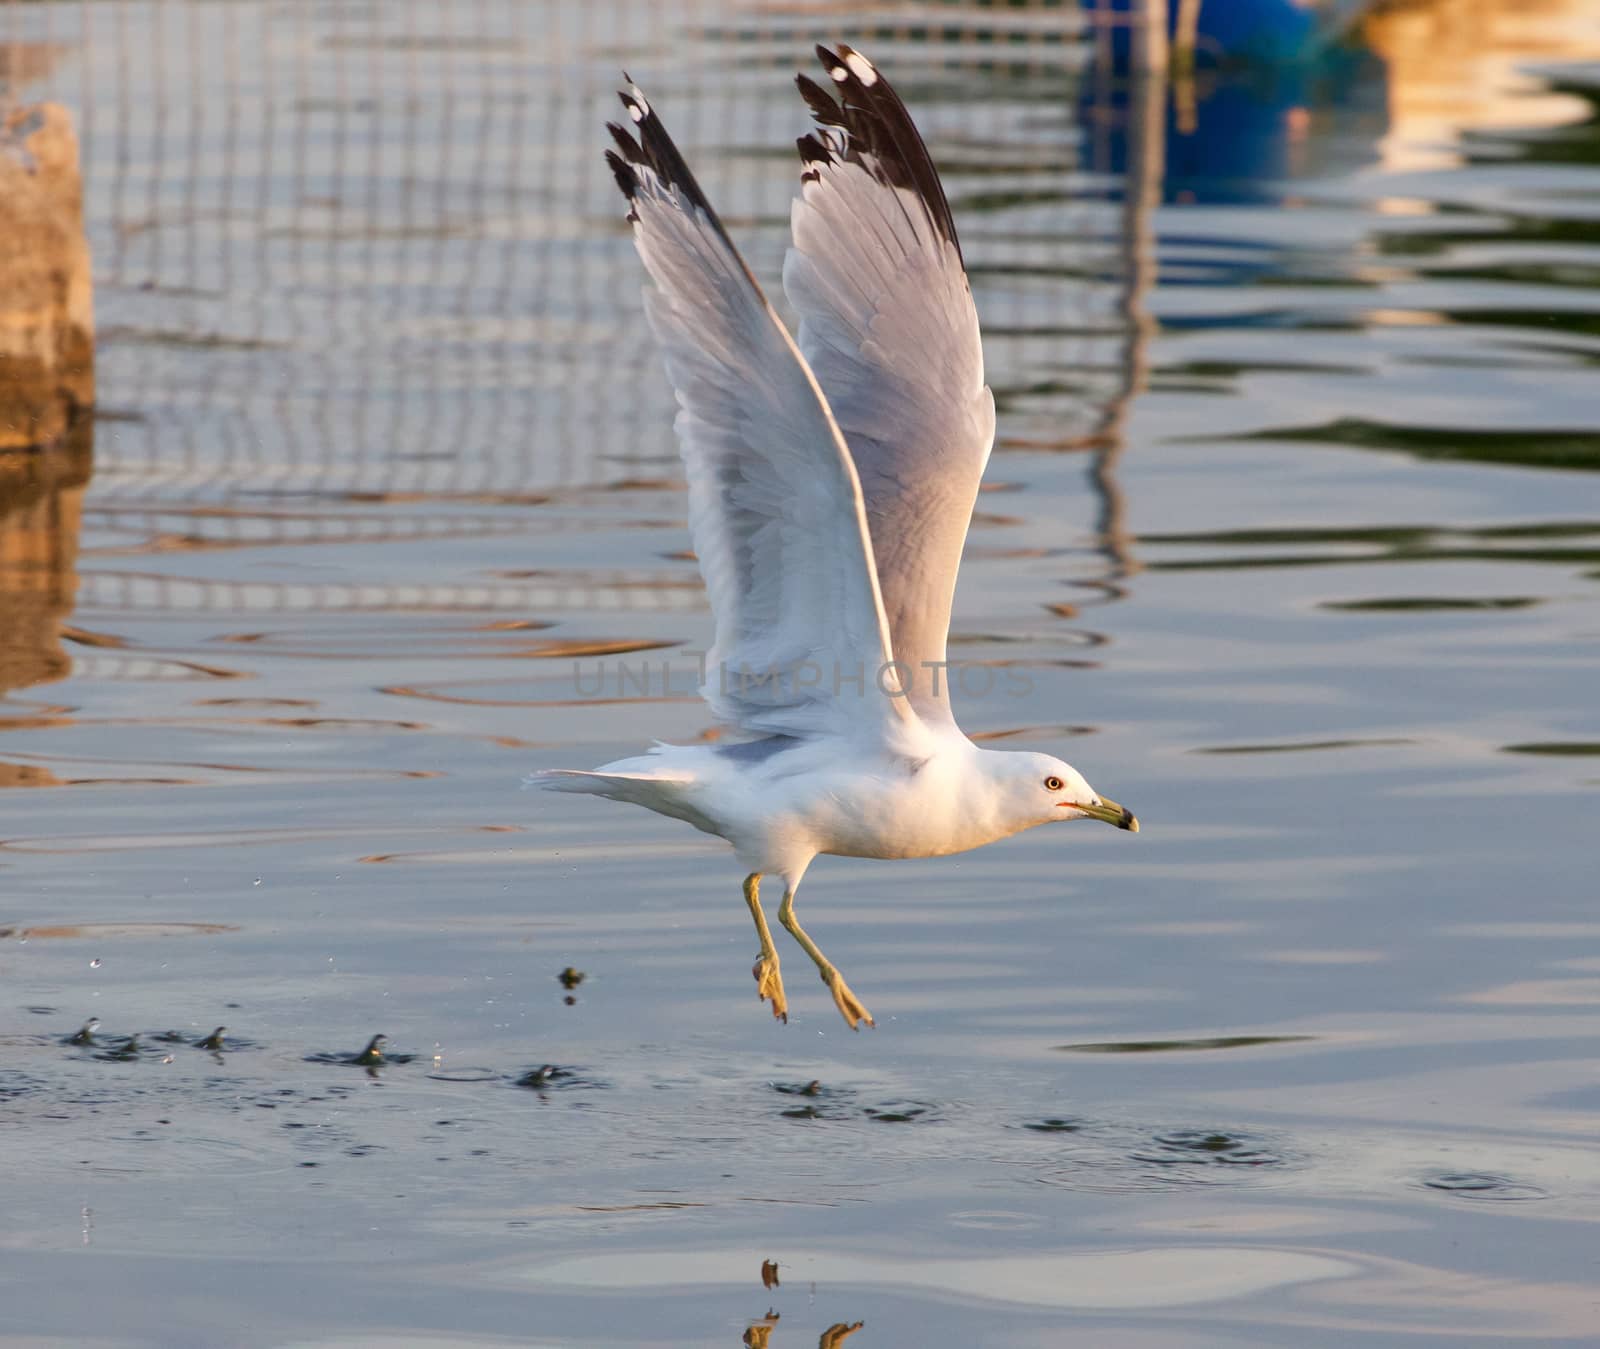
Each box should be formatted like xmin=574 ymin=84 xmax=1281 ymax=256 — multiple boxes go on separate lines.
xmin=3 ymin=2 xmax=1600 ymax=1345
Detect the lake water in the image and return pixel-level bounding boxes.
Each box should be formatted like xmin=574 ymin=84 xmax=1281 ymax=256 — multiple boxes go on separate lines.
xmin=3 ymin=2 xmax=1599 ymax=1345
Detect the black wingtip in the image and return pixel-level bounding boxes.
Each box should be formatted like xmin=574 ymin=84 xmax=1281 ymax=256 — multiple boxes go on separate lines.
xmin=799 ymin=44 xmax=962 ymax=263
xmin=797 ymin=132 xmax=831 ymax=167
xmin=606 ymin=121 xmax=646 ymax=164
xmin=604 ymin=148 xmax=639 ymax=202
xmin=797 ymin=133 xmax=829 ymax=183
xmin=600 ymin=81 xmax=741 ymax=255
xmin=795 ymin=72 xmax=843 ymax=128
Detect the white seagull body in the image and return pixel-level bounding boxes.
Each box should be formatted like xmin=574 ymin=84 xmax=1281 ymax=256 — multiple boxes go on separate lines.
xmin=537 ymin=46 xmax=1137 ymax=1028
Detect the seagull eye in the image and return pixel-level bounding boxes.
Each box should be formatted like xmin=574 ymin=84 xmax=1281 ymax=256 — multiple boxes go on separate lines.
xmin=1044 ymin=776 xmax=1063 ymax=792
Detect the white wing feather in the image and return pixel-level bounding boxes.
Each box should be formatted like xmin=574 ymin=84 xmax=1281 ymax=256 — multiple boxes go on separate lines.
xmin=785 ymin=47 xmax=995 ymax=727
xmin=605 ymin=86 xmax=919 ymax=745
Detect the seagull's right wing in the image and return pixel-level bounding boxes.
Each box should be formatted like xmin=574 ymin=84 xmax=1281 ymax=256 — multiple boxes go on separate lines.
xmin=784 ymin=47 xmax=996 ymax=729
xmin=604 ymin=83 xmax=918 ymax=744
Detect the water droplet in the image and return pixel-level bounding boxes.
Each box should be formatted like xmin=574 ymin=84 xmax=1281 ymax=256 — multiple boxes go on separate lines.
xmin=88 ymin=958 xmax=102 ymax=969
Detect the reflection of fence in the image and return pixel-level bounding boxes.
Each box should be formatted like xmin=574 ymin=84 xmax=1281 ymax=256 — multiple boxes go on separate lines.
xmin=0 ymin=0 xmax=1162 ymax=648
xmin=0 ymin=1 xmax=1156 ymax=483
xmin=75 ymin=569 xmax=704 ymax=616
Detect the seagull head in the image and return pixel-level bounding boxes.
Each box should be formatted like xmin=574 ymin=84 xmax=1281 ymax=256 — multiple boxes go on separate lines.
xmin=994 ymin=751 xmax=1139 ymax=835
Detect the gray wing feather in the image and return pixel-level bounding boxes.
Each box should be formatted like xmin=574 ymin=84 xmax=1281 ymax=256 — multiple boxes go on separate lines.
xmin=785 ymin=46 xmax=995 ymax=727
xmin=604 ymin=83 xmax=920 ymax=745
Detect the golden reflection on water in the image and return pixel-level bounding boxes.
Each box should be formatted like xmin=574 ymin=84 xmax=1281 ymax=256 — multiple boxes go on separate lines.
xmin=0 ymin=423 xmax=90 ymax=786
xmin=1363 ymin=0 xmax=1600 ymax=170
xmin=739 ymin=1256 xmax=861 ymax=1349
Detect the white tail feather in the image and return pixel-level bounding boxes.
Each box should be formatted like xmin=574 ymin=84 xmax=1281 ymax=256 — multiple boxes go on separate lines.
xmin=526 ymin=768 xmax=686 ymax=800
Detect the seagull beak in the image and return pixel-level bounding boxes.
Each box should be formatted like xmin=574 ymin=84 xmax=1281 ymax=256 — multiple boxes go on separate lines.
xmin=1065 ymin=797 xmax=1139 ymax=832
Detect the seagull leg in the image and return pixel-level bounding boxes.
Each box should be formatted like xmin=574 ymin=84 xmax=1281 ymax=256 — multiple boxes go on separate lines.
xmin=743 ymin=873 xmax=788 ymax=1023
xmin=778 ymin=889 xmax=874 ymax=1030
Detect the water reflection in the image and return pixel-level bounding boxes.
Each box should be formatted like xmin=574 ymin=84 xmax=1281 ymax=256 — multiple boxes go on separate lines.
xmin=744 ymin=1317 xmax=865 ymax=1348
xmin=0 ymin=1 xmax=1598 ymax=1345
xmin=742 ymin=1313 xmax=778 ymax=1348
xmin=741 ymin=1256 xmax=861 ymax=1349
xmin=1361 ymin=0 xmax=1600 ymax=172
xmin=0 ymin=421 xmax=90 ymax=784
xmin=1240 ymin=418 xmax=1600 ymax=472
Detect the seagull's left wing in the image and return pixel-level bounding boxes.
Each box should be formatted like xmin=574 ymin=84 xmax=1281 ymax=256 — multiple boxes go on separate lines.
xmin=784 ymin=46 xmax=996 ymax=728
xmin=604 ymin=83 xmax=919 ymax=745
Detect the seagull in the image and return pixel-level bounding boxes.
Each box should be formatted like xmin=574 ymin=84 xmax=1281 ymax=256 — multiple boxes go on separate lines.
xmin=536 ymin=46 xmax=1138 ymax=1030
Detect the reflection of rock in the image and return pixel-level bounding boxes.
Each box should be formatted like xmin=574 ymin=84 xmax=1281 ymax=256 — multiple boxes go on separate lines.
xmin=0 ymin=761 xmax=62 ymax=788
xmin=0 ymin=43 xmax=71 ymax=90
xmin=0 ymin=417 xmax=91 ymax=696
xmin=1361 ymin=0 xmax=1600 ymax=170
xmin=0 ymin=102 xmax=94 ymax=450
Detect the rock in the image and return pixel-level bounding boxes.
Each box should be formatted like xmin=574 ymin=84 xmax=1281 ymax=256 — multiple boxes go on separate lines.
xmin=0 ymin=102 xmax=94 ymax=450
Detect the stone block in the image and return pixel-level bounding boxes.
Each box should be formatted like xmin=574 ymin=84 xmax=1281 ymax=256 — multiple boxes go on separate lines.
xmin=0 ymin=102 xmax=94 ymax=450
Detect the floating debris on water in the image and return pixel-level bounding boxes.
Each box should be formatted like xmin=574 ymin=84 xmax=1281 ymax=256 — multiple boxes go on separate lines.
xmin=304 ymin=1035 xmax=414 ymax=1071
xmin=516 ymin=1064 xmax=569 ymax=1090
xmin=512 ymin=1064 xmax=602 ymax=1095
xmin=773 ymin=1079 xmax=853 ymax=1119
xmin=862 ymin=1101 xmax=937 ymax=1124
xmin=94 ymin=1034 xmax=144 ymax=1062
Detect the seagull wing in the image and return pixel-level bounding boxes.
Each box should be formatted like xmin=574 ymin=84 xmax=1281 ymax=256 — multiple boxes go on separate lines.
xmin=784 ymin=46 xmax=996 ymax=728
xmin=604 ymin=83 xmax=919 ymax=744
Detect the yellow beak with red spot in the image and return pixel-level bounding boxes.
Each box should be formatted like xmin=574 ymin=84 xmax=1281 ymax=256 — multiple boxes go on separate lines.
xmin=1064 ymin=797 xmax=1139 ymax=832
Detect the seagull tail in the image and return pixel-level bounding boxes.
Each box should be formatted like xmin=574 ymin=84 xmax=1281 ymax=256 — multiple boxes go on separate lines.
xmin=525 ymin=765 xmax=692 ymax=805
xmin=527 ymin=768 xmax=609 ymax=796
xmin=527 ymin=762 xmax=713 ymax=832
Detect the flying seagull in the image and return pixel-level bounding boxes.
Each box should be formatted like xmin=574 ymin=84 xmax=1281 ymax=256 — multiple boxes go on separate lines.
xmin=536 ymin=45 xmax=1138 ymax=1030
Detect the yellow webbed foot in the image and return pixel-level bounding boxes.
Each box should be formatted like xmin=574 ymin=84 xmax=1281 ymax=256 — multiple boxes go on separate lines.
xmin=753 ymin=953 xmax=788 ymax=1023
xmin=743 ymin=873 xmax=788 ymax=1024
xmin=823 ymin=970 xmax=874 ymax=1031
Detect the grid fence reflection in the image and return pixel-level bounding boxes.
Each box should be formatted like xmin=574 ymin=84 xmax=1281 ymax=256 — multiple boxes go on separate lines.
xmin=0 ymin=0 xmax=1158 ymax=614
